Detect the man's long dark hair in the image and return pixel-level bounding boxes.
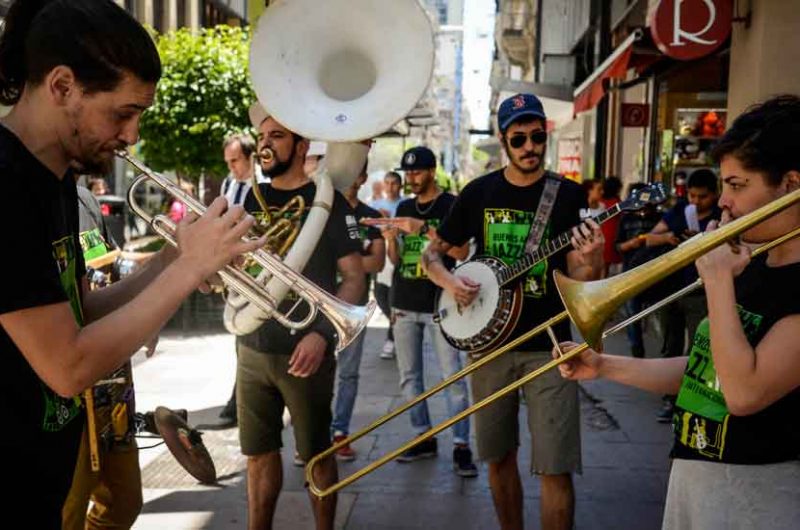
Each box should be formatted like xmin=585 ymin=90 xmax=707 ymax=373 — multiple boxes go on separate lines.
xmin=0 ymin=0 xmax=161 ymax=106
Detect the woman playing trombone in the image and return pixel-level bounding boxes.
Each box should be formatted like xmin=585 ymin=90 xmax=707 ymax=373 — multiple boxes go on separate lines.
xmin=556 ymin=95 xmax=800 ymax=530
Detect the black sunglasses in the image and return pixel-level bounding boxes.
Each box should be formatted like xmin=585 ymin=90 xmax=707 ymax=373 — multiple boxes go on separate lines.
xmin=508 ymin=130 xmax=548 ymax=149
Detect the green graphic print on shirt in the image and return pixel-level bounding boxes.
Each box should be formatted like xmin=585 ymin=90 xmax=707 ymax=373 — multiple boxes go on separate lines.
xmin=45 ymin=235 xmax=83 ymax=433
xmin=674 ymin=306 xmax=764 ymax=460
xmin=79 ymin=228 xmax=107 ymax=262
xmin=483 ymin=208 xmax=548 ymax=298
xmin=399 ymin=219 xmax=441 ymax=280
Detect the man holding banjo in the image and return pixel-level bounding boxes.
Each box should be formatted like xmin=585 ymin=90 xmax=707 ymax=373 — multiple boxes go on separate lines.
xmin=422 ymin=93 xmax=604 ymax=530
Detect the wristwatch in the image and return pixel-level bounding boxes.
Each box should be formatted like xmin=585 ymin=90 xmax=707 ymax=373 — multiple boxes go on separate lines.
xmin=419 ymin=221 xmax=429 ymax=236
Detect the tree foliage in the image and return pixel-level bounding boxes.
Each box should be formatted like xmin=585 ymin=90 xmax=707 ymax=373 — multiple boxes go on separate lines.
xmin=139 ymin=26 xmax=255 ymax=182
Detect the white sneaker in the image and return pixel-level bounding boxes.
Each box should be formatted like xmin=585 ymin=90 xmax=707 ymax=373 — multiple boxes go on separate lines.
xmin=380 ymin=340 xmax=395 ymax=359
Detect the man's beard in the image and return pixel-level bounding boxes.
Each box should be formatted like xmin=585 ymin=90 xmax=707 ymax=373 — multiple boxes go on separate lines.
xmin=263 ymin=155 xmax=293 ymax=178
xmin=262 ymin=139 xmax=296 ymax=179
xmin=67 ymin=117 xmax=116 ymax=175
xmin=70 ymin=153 xmax=114 ymax=175
xmin=506 ymin=144 xmax=546 ymax=175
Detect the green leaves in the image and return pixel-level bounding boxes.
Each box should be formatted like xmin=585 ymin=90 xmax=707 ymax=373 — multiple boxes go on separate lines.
xmin=139 ymin=26 xmax=256 ymax=182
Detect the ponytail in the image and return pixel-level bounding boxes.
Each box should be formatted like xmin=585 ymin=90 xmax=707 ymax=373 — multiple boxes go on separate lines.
xmin=0 ymin=0 xmax=51 ymax=105
xmin=0 ymin=0 xmax=160 ymax=106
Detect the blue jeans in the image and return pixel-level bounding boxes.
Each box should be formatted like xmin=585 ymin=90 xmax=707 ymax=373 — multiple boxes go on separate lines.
xmin=392 ymin=308 xmax=470 ymax=445
xmin=331 ymin=330 xmax=366 ymax=436
xmin=625 ymin=296 xmax=644 ymax=351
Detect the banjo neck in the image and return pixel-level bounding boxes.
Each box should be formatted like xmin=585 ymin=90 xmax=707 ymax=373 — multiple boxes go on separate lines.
xmin=498 ymin=202 xmax=623 ymax=287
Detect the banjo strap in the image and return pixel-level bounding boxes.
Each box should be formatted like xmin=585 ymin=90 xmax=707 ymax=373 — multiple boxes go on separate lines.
xmin=524 ymin=173 xmax=561 ymax=254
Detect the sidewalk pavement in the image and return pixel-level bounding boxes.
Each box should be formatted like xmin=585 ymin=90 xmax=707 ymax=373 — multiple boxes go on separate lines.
xmin=131 ymin=311 xmax=672 ymax=530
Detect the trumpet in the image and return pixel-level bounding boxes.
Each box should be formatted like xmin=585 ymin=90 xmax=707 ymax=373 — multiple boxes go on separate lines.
xmin=306 ymin=188 xmax=800 ymax=497
xmin=118 ymin=150 xmax=376 ymax=352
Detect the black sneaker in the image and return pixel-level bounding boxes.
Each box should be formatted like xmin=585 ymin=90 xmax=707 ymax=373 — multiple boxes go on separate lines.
xmin=219 ymin=399 xmax=236 ymax=420
xmin=453 ymin=445 xmax=478 ymax=478
xmin=396 ymin=437 xmax=438 ymax=462
xmin=218 ymin=400 xmax=237 ymax=427
xmin=656 ymin=402 xmax=674 ymax=423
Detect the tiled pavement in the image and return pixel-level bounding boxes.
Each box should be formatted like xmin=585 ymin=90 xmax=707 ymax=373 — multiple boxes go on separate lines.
xmin=131 ymin=312 xmax=672 ymax=530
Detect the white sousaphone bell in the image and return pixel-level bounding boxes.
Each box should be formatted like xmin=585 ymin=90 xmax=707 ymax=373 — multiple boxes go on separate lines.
xmin=223 ymin=0 xmax=435 ymax=344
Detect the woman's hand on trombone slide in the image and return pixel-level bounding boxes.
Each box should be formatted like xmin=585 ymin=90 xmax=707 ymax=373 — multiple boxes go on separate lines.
xmin=553 ymin=341 xmax=603 ymax=381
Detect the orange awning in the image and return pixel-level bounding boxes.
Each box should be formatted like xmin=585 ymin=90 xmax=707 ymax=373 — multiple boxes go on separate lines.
xmin=573 ymin=31 xmax=640 ymax=115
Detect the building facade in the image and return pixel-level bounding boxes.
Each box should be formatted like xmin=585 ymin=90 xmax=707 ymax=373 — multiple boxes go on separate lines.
xmin=489 ymin=0 xmax=800 ymax=195
xmin=114 ymin=0 xmax=248 ymax=32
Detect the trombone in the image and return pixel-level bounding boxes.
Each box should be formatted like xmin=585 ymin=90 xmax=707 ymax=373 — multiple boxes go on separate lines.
xmin=306 ymin=187 xmax=800 ymax=497
xmin=118 ymin=150 xmax=376 ymax=352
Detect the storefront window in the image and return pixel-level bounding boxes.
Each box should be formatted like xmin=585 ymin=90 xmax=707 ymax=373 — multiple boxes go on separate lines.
xmin=652 ymin=54 xmax=729 ymax=196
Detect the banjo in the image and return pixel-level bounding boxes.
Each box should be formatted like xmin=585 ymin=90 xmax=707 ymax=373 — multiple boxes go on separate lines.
xmin=434 ymin=183 xmax=667 ymax=354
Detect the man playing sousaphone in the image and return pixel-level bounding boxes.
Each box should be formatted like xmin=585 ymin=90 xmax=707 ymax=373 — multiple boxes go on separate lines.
xmin=236 ymin=102 xmax=365 ymax=530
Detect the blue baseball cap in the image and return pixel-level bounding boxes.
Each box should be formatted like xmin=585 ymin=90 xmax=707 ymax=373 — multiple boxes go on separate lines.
xmin=497 ymin=93 xmax=547 ymax=133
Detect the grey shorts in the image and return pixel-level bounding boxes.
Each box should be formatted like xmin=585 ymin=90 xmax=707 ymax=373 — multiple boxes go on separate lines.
xmin=663 ymin=458 xmax=800 ymax=530
xmin=470 ymin=350 xmax=581 ymax=475
xmin=236 ymin=340 xmax=335 ymax=460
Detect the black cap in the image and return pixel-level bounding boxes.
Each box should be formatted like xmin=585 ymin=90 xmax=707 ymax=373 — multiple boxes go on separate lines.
xmin=398 ymin=146 xmax=436 ymax=171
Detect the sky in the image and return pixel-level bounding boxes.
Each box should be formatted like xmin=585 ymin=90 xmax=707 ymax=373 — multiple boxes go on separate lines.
xmin=462 ymin=0 xmax=496 ymax=132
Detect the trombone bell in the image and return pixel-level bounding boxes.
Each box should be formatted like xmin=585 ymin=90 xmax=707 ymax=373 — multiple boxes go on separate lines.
xmin=553 ymin=270 xmax=616 ymax=350
xmin=557 ymin=186 xmax=800 ymax=349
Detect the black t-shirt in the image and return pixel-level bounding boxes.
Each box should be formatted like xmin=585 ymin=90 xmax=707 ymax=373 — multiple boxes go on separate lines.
xmin=391 ymin=193 xmax=457 ymax=313
xmin=614 ymin=209 xmax=661 ymax=270
xmin=437 ymin=170 xmax=586 ymax=351
xmin=0 ymin=126 xmax=86 ymax=524
xmin=671 ymin=255 xmax=800 ymax=464
xmin=350 ymin=201 xmax=382 ymax=305
xmin=240 ymin=181 xmax=361 ymax=354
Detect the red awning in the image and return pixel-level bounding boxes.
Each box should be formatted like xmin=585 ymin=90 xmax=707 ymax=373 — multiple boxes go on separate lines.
xmin=573 ymin=31 xmax=640 ymax=115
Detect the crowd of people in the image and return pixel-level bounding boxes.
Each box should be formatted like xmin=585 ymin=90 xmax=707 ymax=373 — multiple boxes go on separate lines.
xmin=0 ymin=1 xmax=798 ymax=530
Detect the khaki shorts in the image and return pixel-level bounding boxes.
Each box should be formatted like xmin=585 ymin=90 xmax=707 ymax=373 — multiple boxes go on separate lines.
xmin=470 ymin=350 xmax=581 ymax=475
xmin=236 ymin=340 xmax=336 ymax=460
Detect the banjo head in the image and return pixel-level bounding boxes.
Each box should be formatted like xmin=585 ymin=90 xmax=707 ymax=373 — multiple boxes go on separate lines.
xmin=438 ymin=260 xmax=501 ymax=341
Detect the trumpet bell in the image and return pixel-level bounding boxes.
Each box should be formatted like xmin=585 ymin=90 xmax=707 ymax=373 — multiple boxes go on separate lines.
xmin=333 ymin=300 xmax=378 ymax=352
xmin=249 ymin=0 xmax=434 ymax=143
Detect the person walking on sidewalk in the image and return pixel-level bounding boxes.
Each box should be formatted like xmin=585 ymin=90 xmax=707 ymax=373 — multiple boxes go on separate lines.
xmin=61 ymin=185 xmax=146 ymax=529
xmin=645 ymin=169 xmax=721 ymax=422
xmin=0 ymin=1 xmax=263 ymax=526
xmin=237 ymin=103 xmax=365 ymax=530
xmin=614 ymin=182 xmax=662 ymax=359
xmin=366 ymin=146 xmax=478 ymax=477
xmin=331 ymin=159 xmax=385 ymax=461
xmin=555 ymin=95 xmax=800 ymax=530
xmin=218 ymin=132 xmax=263 ymax=427
xmin=369 ymin=170 xmax=404 ymax=359
xmin=423 ymin=93 xmax=604 ymax=530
